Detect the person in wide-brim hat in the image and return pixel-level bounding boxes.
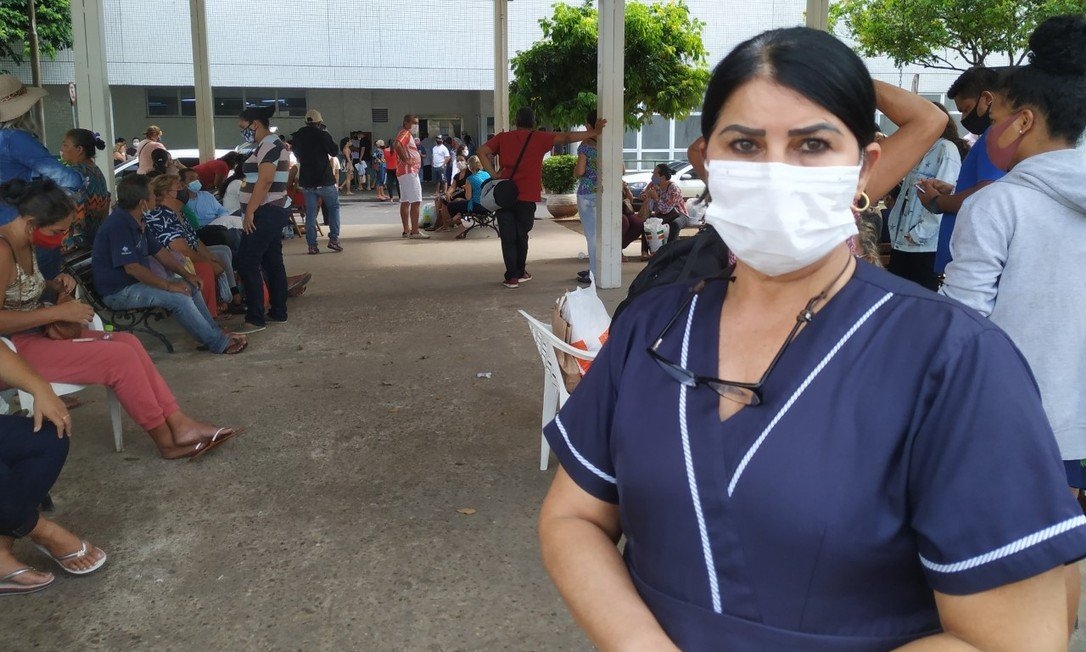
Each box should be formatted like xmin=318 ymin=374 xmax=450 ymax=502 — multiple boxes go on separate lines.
xmin=0 ymin=74 xmax=47 ymax=123
xmin=0 ymin=74 xmax=84 ymax=228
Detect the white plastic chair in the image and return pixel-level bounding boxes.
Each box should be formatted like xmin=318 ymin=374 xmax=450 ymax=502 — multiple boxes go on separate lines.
xmin=1 ymin=314 xmax=124 ymax=452
xmin=519 ymin=310 xmax=598 ymax=471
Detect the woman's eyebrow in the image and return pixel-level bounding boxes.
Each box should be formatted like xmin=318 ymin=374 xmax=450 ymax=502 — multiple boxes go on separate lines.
xmin=788 ymin=123 xmax=842 ymax=136
xmin=718 ymin=124 xmax=765 ymax=136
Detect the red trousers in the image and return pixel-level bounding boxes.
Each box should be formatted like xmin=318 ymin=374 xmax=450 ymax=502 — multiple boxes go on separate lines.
xmin=10 ymin=330 xmax=179 ymax=431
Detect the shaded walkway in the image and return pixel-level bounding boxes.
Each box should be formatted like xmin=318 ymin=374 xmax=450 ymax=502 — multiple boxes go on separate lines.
xmin=3 ymin=201 xmax=639 ymax=650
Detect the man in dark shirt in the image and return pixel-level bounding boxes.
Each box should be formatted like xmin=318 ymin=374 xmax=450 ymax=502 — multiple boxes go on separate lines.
xmin=292 ymin=109 xmax=343 ymax=254
xmin=93 ymin=175 xmax=244 ymax=354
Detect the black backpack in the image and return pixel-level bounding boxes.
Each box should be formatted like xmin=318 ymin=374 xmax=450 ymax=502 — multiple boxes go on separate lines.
xmin=613 ymin=226 xmax=730 ymax=322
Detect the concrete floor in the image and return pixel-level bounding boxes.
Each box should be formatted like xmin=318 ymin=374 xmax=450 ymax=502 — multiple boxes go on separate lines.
xmin=5 ymin=194 xmax=1086 ymax=651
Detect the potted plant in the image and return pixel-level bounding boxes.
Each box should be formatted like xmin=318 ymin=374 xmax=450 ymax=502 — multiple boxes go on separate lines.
xmin=542 ymin=154 xmax=579 ymax=218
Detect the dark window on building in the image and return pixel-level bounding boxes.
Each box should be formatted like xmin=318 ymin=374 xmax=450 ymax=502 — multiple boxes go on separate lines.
xmin=179 ymin=87 xmax=197 ymax=117
xmin=146 ymin=88 xmax=179 ymax=117
xmin=214 ymin=88 xmax=244 ymax=117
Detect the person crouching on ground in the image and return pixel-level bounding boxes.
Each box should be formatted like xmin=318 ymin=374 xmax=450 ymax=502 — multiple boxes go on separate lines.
xmin=92 ymin=175 xmax=247 ymax=355
xmin=0 ymin=178 xmax=244 ymax=459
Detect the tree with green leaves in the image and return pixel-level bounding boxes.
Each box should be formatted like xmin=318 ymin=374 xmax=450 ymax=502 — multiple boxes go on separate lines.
xmin=509 ymin=0 xmax=709 ymax=130
xmin=830 ymin=0 xmax=1086 ymax=70
xmin=0 ymin=0 xmax=72 ymax=65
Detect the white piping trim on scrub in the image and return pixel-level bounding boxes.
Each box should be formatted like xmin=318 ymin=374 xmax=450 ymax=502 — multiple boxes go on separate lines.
xmin=678 ymin=294 xmax=723 ymax=614
xmin=921 ymin=515 xmax=1086 ymax=574
xmin=727 ymin=292 xmax=895 ymax=497
xmin=554 ymin=415 xmax=617 ymax=485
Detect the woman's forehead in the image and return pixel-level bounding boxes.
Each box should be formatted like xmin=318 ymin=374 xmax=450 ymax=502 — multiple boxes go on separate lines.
xmin=714 ymin=78 xmax=849 ymax=134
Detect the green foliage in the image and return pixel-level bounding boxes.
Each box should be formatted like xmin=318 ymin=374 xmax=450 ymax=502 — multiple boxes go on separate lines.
xmin=509 ymin=1 xmax=710 ymax=130
xmin=542 ymin=154 xmax=578 ymax=194
xmin=830 ymin=0 xmax=1086 ymax=70
xmin=0 ymin=0 xmax=73 ymax=65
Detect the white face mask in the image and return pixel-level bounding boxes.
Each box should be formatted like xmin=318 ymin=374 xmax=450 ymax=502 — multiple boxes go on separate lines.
xmin=703 ymin=160 xmax=860 ymax=277
xmin=410 ymin=125 xmax=420 ymax=136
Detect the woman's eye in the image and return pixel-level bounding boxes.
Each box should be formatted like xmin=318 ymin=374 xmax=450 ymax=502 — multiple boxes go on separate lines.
xmin=729 ymin=139 xmax=758 ymax=154
xmin=799 ymin=138 xmax=830 ymax=153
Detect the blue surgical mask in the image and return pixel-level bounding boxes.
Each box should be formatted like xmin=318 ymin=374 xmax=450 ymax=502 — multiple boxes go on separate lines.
xmin=188 ymin=180 xmax=202 ymax=192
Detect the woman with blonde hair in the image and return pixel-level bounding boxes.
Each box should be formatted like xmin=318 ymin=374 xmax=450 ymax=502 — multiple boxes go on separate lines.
xmin=136 ymin=125 xmax=166 ymax=174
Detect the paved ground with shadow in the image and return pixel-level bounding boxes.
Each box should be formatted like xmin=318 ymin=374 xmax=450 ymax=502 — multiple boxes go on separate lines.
xmin=6 ymin=192 xmax=1086 ymax=651
xmin=3 ymin=195 xmax=647 ymax=651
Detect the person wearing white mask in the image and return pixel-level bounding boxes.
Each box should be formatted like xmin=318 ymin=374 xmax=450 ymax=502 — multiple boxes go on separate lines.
xmin=538 ymin=27 xmax=1086 ymax=650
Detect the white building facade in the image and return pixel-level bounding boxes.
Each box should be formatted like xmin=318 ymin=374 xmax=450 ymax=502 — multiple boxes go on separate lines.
xmin=16 ymin=0 xmax=978 ymax=161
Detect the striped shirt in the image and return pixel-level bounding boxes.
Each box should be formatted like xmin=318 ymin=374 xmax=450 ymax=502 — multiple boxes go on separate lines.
xmin=240 ymin=135 xmax=292 ymax=210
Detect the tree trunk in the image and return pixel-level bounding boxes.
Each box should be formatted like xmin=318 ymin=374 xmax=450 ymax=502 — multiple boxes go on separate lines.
xmin=28 ymin=0 xmax=47 ymax=142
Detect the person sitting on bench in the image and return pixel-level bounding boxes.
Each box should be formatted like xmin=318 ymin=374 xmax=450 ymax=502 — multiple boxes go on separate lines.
xmin=0 ymin=178 xmax=244 ymax=459
xmin=92 ymin=174 xmax=247 ymax=355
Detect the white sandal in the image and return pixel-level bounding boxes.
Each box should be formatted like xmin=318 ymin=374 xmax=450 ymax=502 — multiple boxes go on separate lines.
xmin=33 ymin=540 xmax=107 ymax=576
xmin=0 ymin=567 xmax=55 ymax=595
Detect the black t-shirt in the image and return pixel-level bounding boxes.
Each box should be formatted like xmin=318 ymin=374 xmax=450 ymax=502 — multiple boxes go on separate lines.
xmin=291 ymin=125 xmax=339 ymax=187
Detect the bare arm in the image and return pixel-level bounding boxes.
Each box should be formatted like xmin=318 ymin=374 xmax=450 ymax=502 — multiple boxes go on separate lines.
xmin=553 ymin=119 xmax=608 ymax=146
xmin=574 ymin=150 xmax=588 ymax=178
xmin=0 ymin=345 xmax=71 ymax=436
xmin=894 ymin=567 xmax=1070 ymax=651
xmin=919 ymin=180 xmax=994 ymax=214
xmin=477 ymin=144 xmax=497 ymax=177
xmin=867 ymin=81 xmax=947 ymax=201
xmin=0 ymin=252 xmax=68 ymax=333
xmin=393 ymin=136 xmax=409 ymax=163
xmin=540 ymin=468 xmax=678 ymax=651
xmin=148 ymin=251 xmax=200 ymax=291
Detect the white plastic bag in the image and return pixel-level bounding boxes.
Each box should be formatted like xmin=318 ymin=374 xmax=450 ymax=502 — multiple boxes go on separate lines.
xmin=420 ymin=202 xmax=436 ymax=228
xmin=560 ymin=281 xmax=611 ymax=375
xmin=643 ymin=217 xmax=670 ymax=254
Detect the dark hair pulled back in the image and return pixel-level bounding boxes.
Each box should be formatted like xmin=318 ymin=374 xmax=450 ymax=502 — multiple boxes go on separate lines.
xmin=240 ymin=105 xmax=276 ymax=127
xmin=0 ymin=178 xmax=76 ymax=227
xmin=997 ymin=15 xmax=1086 ymax=143
xmin=65 ymin=128 xmax=106 ymax=158
xmin=701 ymin=27 xmax=878 ymax=149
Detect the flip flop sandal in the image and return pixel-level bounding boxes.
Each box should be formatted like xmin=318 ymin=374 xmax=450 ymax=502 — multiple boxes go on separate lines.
xmin=33 ymin=540 xmax=107 ymax=576
xmin=0 ymin=567 xmax=54 ymax=596
xmin=223 ymin=337 xmax=248 ymax=355
xmin=188 ymin=427 xmax=245 ymax=462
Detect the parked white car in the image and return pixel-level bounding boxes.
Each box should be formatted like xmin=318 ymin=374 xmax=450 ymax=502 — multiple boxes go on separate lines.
xmin=622 ymin=160 xmax=705 ymax=204
xmin=114 ymin=148 xmax=234 ymax=180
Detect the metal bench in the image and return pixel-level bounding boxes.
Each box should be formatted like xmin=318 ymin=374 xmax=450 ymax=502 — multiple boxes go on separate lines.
xmin=456 ymin=209 xmax=499 ymax=239
xmin=63 ymin=250 xmax=176 ymax=353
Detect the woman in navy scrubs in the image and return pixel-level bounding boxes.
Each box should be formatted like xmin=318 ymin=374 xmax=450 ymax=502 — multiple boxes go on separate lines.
xmin=539 ymin=27 xmax=1086 ymax=651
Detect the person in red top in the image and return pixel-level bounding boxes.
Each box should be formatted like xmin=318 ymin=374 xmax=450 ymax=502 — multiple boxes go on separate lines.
xmin=478 ymin=107 xmax=605 ymax=288
xmin=192 ymin=152 xmax=243 ymax=198
xmin=383 ymin=143 xmax=399 ymax=201
xmin=393 ymin=114 xmax=428 ymax=239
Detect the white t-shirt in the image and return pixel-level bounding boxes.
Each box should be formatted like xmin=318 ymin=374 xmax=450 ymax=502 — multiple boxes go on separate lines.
xmin=432 ymin=144 xmax=451 ymax=169
xmin=222 ymin=178 xmax=242 ymax=214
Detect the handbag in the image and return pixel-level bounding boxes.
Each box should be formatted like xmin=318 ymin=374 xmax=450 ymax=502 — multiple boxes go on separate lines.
xmin=44 ymin=292 xmax=84 ymax=340
xmin=478 ymin=131 xmax=535 ymax=212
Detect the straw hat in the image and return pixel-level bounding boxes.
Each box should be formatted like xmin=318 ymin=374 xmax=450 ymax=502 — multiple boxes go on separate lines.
xmin=0 ymin=74 xmax=47 ymax=122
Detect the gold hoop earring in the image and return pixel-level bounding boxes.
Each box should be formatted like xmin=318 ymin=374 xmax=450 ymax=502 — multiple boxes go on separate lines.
xmin=852 ymin=192 xmax=871 ymax=212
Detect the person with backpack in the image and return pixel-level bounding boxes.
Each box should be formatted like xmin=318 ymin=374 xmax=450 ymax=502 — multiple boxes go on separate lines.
xmin=477 ymin=108 xmax=606 ymax=288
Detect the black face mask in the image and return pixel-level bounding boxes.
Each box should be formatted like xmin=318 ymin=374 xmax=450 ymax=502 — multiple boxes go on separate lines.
xmin=176 ymin=188 xmax=190 ymax=203
xmin=960 ymin=95 xmax=993 ymax=135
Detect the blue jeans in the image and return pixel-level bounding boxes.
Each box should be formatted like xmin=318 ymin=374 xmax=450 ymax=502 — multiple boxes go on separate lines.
xmin=0 ymin=415 xmax=68 ymax=538
xmin=302 ymin=186 xmax=341 ymax=247
xmin=104 ymin=280 xmax=229 ymax=353
xmin=238 ymin=204 xmax=289 ymax=326
xmin=576 ymin=194 xmax=597 ymax=275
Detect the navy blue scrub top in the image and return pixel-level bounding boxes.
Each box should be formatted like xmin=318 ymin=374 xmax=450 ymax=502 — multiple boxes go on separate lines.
xmin=544 ymin=261 xmax=1086 ymax=651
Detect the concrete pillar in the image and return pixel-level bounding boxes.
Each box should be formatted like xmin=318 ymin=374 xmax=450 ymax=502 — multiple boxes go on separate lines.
xmin=189 ymin=0 xmax=216 ymax=162
xmin=595 ymin=0 xmax=624 ymax=289
xmin=493 ymin=0 xmax=510 ymax=134
xmin=69 ymin=0 xmax=115 ymax=193
xmin=806 ymin=0 xmax=830 ymax=30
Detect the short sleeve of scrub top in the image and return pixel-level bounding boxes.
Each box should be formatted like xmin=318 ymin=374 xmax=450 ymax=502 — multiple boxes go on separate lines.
xmin=543 ymin=264 xmax=1086 ymax=650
